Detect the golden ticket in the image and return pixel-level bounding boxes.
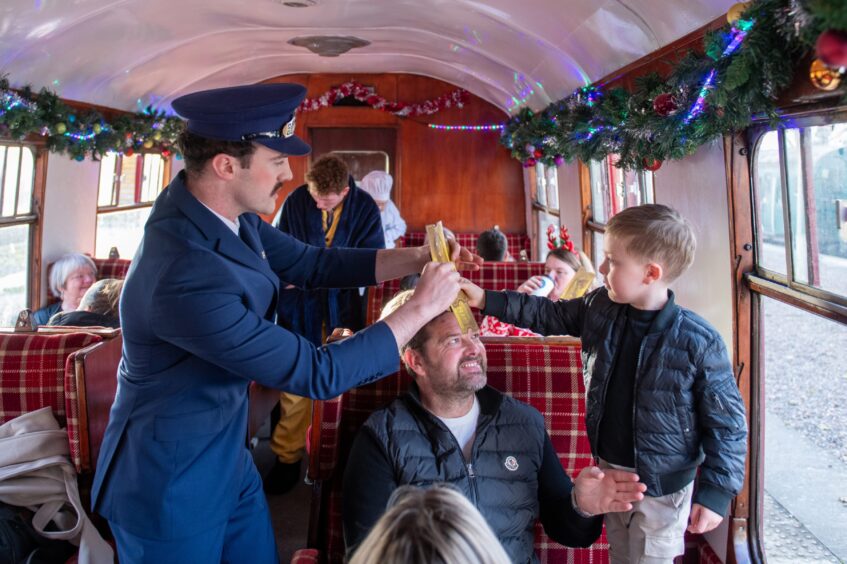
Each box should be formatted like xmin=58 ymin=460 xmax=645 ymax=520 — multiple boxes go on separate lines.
xmin=558 ymin=267 xmax=596 ymax=301
xmin=426 ymin=221 xmax=479 ymax=334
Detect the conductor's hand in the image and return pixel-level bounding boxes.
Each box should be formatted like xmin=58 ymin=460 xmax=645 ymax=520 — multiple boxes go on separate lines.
xmin=574 ymin=466 xmax=646 ymax=516
xmin=517 ymin=276 xmax=544 ymax=295
xmin=447 ymin=238 xmax=483 ymax=271
xmin=409 ymin=262 xmax=461 ymax=319
xmin=687 ymin=503 xmax=723 ymax=534
xmin=459 ymin=279 xmax=485 ymax=310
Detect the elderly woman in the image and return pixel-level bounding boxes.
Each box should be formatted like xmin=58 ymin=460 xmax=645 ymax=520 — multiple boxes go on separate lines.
xmin=32 ymin=253 xmax=97 ymax=325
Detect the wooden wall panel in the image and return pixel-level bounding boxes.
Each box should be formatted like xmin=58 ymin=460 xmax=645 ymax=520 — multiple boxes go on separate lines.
xmin=262 ymin=73 xmax=525 ymax=233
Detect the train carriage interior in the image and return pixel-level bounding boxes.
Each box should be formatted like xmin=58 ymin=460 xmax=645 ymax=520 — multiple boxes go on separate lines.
xmin=0 ymin=0 xmax=845 ymax=562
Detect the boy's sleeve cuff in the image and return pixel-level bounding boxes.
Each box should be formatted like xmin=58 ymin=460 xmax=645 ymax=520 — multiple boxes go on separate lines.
xmin=482 ymin=290 xmax=507 ymax=317
xmin=693 ymin=483 xmax=732 ymax=517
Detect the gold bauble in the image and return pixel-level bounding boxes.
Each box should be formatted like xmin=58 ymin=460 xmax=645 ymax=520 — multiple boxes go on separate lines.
xmin=809 ymin=58 xmax=842 ymax=91
xmin=152 ymin=131 xmax=162 ymax=141
xmin=726 ymin=2 xmax=747 ymax=24
xmin=143 ymin=139 xmax=154 ymax=149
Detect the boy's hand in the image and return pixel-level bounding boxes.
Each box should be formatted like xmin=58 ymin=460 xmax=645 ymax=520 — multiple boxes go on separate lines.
xmin=687 ymin=503 xmax=723 ymax=534
xmin=459 ymin=279 xmax=485 ymax=309
xmin=574 ymin=466 xmax=646 ymax=515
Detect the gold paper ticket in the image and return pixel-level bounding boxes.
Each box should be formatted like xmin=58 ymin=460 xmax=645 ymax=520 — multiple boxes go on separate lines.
xmin=559 ymin=267 xmax=596 ymax=301
xmin=426 ymin=222 xmax=479 ymax=334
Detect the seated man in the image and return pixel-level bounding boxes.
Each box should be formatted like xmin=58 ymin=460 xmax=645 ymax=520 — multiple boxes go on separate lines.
xmin=343 ymin=290 xmax=646 ymax=563
xmin=476 ymin=226 xmax=511 ymax=262
xmin=48 ymin=278 xmax=123 ymax=328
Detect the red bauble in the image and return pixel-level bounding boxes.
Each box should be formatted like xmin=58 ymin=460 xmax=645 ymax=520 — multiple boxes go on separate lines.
xmin=533 ymin=149 xmax=543 ymax=159
xmin=642 ymin=158 xmax=662 ymax=171
xmin=816 ymin=29 xmax=847 ymax=68
xmin=161 ymin=149 xmax=171 ymax=158
xmin=524 ymin=158 xmax=537 ymax=167
xmin=124 ymin=148 xmax=134 ymax=157
xmin=652 ymin=93 xmax=678 ymax=117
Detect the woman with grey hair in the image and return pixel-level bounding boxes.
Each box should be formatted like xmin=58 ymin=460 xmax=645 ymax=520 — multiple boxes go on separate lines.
xmin=349 ymin=485 xmax=511 ymax=564
xmin=32 ymin=253 xmax=97 ymax=325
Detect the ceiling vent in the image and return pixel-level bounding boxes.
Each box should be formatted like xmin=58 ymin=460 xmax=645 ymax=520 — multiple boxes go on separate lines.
xmin=279 ymin=0 xmax=317 ymax=6
xmin=287 ymin=35 xmax=370 ymax=57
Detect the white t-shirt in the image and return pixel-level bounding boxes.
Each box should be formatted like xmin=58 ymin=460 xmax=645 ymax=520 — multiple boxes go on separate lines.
xmin=436 ymin=396 xmax=480 ymax=460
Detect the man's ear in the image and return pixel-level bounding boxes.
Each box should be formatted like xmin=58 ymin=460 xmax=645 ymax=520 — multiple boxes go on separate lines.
xmin=403 ymin=348 xmax=425 ymax=378
xmin=340 ymin=186 xmax=351 ymax=198
xmin=644 ymin=262 xmax=663 ymax=284
xmin=209 ymin=153 xmax=238 ymax=180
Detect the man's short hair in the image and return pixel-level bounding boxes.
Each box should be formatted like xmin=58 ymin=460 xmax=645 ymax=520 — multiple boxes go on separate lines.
xmin=177 ymin=130 xmax=257 ymax=176
xmin=380 ymin=290 xmax=432 ymax=359
xmin=605 ymin=204 xmax=696 ymax=282
xmin=476 ymin=228 xmax=508 ymax=261
xmin=306 ymin=155 xmax=349 ymax=195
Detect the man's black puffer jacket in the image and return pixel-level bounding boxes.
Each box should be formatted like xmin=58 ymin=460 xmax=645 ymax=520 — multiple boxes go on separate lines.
xmin=484 ymin=287 xmax=747 ymax=515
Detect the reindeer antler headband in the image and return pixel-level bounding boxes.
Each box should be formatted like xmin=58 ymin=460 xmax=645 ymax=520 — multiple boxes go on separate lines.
xmin=546 ymin=224 xmax=577 ymax=255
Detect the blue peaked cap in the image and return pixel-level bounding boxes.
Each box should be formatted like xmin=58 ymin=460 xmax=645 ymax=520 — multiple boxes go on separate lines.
xmin=171 ymin=83 xmax=311 ymax=156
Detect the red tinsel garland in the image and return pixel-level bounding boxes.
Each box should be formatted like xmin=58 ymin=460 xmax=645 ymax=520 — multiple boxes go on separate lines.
xmin=298 ymin=81 xmax=469 ymax=117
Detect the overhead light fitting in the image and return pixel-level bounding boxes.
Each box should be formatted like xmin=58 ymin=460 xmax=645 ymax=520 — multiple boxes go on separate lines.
xmin=280 ymin=0 xmax=317 ymax=6
xmin=287 ymin=35 xmax=370 ymax=57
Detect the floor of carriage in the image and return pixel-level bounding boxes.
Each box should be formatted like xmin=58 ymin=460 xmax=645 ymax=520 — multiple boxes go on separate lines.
xmin=252 ymin=427 xmax=312 ymax=563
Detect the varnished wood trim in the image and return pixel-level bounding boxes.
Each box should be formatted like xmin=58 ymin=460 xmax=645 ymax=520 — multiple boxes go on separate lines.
xmin=745 ymin=274 xmax=847 ymax=324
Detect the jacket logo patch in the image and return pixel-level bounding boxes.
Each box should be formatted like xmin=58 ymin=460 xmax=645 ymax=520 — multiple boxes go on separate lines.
xmin=504 ymin=456 xmax=519 ymax=471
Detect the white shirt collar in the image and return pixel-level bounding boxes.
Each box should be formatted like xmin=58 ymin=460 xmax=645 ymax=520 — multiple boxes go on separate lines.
xmin=199 ymin=201 xmax=240 ymax=236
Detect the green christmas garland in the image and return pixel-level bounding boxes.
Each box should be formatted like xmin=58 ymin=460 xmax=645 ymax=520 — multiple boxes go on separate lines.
xmin=0 ymin=76 xmax=184 ymax=161
xmin=500 ymin=0 xmax=847 ymax=170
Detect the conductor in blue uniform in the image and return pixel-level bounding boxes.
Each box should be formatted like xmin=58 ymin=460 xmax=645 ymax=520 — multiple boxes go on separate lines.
xmin=91 ymin=82 xmax=477 ymax=563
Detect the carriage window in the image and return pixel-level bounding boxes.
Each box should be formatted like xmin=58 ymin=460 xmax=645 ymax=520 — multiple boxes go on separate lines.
xmin=530 ymin=163 xmax=560 ymax=259
xmin=748 ymin=114 xmax=847 ymax=564
xmin=96 ymin=152 xmax=167 ymax=259
xmin=753 ymin=122 xmax=847 ymax=300
xmin=0 ymin=144 xmax=37 ymax=325
xmin=760 ymin=296 xmax=846 ymax=563
xmin=584 ymin=155 xmax=654 ymax=265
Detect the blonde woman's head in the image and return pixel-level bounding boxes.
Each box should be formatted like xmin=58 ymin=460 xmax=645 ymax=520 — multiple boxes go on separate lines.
xmin=349 ymin=485 xmax=511 ymax=564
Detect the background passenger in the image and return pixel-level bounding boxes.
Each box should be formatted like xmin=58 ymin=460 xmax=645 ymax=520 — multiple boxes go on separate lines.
xmin=267 ymin=154 xmax=385 ymax=495
xmin=48 ymin=278 xmax=123 ymax=328
xmin=476 ymin=226 xmax=512 ymax=262
xmin=480 ymin=246 xmax=594 ymax=337
xmin=360 ymin=171 xmax=406 ymax=249
xmin=32 ymin=253 xmax=97 ymax=325
xmin=349 ymin=485 xmax=511 ymax=564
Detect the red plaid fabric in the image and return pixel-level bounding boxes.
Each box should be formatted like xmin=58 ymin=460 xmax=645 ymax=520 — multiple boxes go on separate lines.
xmin=313 ymin=339 xmax=609 ymax=563
xmin=400 ymin=231 xmax=531 ymax=259
xmin=92 ymin=257 xmax=132 ymax=279
xmin=365 ymin=262 xmax=547 ymax=326
xmin=0 ymin=332 xmax=103 ymax=472
xmin=697 ymin=536 xmax=722 ymax=564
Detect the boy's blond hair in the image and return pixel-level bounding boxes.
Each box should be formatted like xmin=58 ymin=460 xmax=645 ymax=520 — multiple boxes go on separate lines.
xmin=605 ymin=204 xmax=696 ymax=283
xmin=305 ymin=155 xmax=349 ymax=195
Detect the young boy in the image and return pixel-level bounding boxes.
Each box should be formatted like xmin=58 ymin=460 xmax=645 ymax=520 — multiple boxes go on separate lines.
xmin=461 ymin=204 xmax=747 ymax=563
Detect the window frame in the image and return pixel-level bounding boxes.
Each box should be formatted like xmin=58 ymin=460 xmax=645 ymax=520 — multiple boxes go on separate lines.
xmin=0 ymin=140 xmax=47 ymax=311
xmin=747 ymin=107 xmax=847 ymax=322
xmin=528 ymin=163 xmax=560 ymax=260
xmin=578 ymin=155 xmax=655 ymax=265
xmin=95 ymin=151 xmax=170 ymax=257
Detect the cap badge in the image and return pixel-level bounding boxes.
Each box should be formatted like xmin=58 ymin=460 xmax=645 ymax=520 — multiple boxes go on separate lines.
xmin=282 ymin=115 xmax=296 ymax=138
xmin=504 ymin=456 xmax=519 ymax=472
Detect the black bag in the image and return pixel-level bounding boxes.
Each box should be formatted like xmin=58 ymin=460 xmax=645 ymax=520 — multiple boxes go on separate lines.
xmin=0 ymin=502 xmax=75 ymax=564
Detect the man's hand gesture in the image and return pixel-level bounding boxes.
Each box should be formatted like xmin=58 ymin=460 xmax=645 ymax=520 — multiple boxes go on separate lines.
xmin=573 ymin=466 xmax=646 ymax=515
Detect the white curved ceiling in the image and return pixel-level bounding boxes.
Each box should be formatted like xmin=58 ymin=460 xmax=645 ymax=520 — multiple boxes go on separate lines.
xmin=0 ymin=0 xmax=735 ymax=114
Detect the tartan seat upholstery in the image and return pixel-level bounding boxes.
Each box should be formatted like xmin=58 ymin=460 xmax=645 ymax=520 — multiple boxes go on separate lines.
xmin=398 ymin=231 xmax=531 ymax=259
xmin=0 ymin=332 xmax=104 ymax=472
xmin=91 ymin=257 xmax=132 ymax=280
xmin=307 ymin=337 xmax=609 ymax=563
xmin=365 ymin=261 xmax=548 ymax=325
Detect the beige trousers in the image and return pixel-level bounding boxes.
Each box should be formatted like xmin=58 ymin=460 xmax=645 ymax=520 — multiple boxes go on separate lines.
xmin=269 ymin=392 xmax=312 ymax=464
xmin=601 ymin=461 xmax=694 ymax=564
